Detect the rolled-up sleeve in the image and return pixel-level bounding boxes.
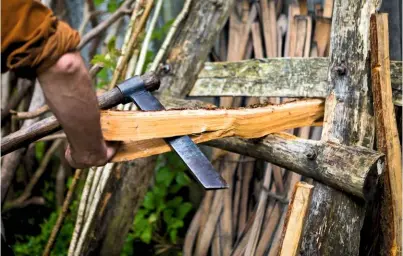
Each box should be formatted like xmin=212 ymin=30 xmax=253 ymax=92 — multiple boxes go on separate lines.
xmin=1 ymin=0 xmax=80 ymax=78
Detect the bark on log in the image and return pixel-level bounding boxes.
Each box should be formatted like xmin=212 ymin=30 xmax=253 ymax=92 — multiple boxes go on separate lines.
xmin=79 ymin=1 xmax=235 ymax=255
xmin=189 ymin=58 xmax=402 ymax=105
xmin=300 ymin=1 xmax=378 ymax=255
xmin=204 ymin=133 xmax=383 ymax=200
xmin=0 ymin=73 xmax=159 ymax=156
xmin=277 ymin=182 xmax=313 ymax=256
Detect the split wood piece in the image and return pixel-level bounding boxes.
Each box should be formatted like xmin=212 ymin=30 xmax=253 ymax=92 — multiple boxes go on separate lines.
xmin=251 ymin=22 xmax=264 ymax=58
xmin=100 ymin=99 xmax=324 ymax=141
xmin=0 ymin=73 xmax=159 ymax=156
xmin=244 ymin=163 xmax=272 ymax=255
xmin=205 ymin=133 xmax=384 ymax=200
xmin=294 ymin=16 xmax=307 ymax=57
xmin=285 ymin=3 xmax=300 ymax=57
xmin=277 ymin=182 xmax=314 ymax=256
xmin=314 ymin=17 xmax=331 ymax=57
xmin=260 ymin=0 xmax=277 ymax=57
xmin=322 ymin=0 xmax=334 ymax=19
xmin=189 ymin=58 xmax=403 ymax=105
xmin=370 ymin=13 xmax=402 ymax=254
xmin=299 ymin=0 xmax=308 ymax=15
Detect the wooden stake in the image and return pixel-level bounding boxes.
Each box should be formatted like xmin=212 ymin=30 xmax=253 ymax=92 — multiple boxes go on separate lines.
xmin=277 ymin=182 xmax=314 ymax=256
xmin=370 ymin=13 xmax=402 ymax=254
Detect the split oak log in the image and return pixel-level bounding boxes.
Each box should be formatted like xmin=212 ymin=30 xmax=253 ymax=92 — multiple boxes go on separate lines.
xmin=189 ymin=58 xmax=403 ymax=105
xmin=277 ymin=182 xmax=314 ymax=256
xmin=0 ymin=72 xmax=160 ymax=156
xmin=100 ymin=99 xmax=324 ymax=141
xmin=370 ymin=13 xmax=402 ymax=254
xmin=205 ymin=133 xmax=383 ymax=200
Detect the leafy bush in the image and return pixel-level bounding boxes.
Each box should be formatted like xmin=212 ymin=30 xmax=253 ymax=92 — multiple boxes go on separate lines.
xmin=122 ymin=153 xmax=194 ymax=255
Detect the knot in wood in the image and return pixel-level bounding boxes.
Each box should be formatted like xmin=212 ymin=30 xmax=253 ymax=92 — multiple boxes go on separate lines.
xmin=333 ymin=63 xmax=347 ymax=76
xmin=306 ymin=150 xmax=317 ymax=160
xmin=161 ymin=64 xmax=171 ymax=74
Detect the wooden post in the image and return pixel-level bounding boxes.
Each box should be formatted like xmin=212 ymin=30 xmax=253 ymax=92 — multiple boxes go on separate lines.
xmin=300 ymin=0 xmax=378 ymax=255
xmin=369 ymin=13 xmax=402 ymax=255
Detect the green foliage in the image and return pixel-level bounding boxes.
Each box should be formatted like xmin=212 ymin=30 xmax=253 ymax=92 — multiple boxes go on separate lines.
xmin=35 ymin=141 xmax=46 ymax=162
xmin=12 ymin=191 xmax=79 ymax=256
xmin=94 ymin=0 xmax=123 ymax=13
xmin=121 ymin=153 xmax=194 ymax=255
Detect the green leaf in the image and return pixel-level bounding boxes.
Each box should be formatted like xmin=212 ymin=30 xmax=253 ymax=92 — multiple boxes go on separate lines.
xmin=148 ymin=213 xmax=157 ymax=223
xmin=143 ymin=192 xmax=155 ymax=210
xmin=176 ymin=172 xmax=190 ymax=186
xmin=177 ymin=202 xmax=192 ymax=219
xmin=35 ymin=141 xmax=45 ymax=161
xmin=140 ymin=225 xmax=152 ymax=244
xmin=94 ymin=0 xmax=103 ymax=6
xmin=163 ymin=209 xmax=174 ymax=224
xmin=169 ymin=229 xmax=178 ymax=244
xmin=156 ymin=167 xmax=175 ymax=187
xmin=166 ymin=196 xmax=183 ymax=208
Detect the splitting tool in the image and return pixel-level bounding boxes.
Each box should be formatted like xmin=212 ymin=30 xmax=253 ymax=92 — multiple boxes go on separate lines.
xmin=117 ymin=76 xmax=228 ymax=190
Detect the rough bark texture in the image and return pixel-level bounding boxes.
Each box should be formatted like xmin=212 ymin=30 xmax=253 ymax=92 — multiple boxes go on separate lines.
xmin=80 ymin=1 xmax=234 ymax=255
xmin=205 ymin=133 xmax=383 ymax=199
xmin=1 ymin=83 xmax=45 ymax=204
xmin=158 ymin=0 xmax=235 ymax=98
xmin=188 ymin=58 xmax=402 ymax=105
xmin=299 ymin=0 xmax=377 ymax=255
xmin=190 ymin=58 xmax=329 ymax=97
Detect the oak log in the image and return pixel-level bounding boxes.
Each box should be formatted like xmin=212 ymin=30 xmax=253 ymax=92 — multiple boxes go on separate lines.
xmin=204 ymin=133 xmax=383 ymax=200
xmin=100 ymin=99 xmax=324 ymax=141
xmin=189 ymin=58 xmax=403 ymax=105
xmin=300 ymin=0 xmax=379 ymax=255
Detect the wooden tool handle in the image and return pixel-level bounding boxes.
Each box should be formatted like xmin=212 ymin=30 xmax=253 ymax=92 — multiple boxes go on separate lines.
xmin=1 ymin=73 xmax=160 ymax=156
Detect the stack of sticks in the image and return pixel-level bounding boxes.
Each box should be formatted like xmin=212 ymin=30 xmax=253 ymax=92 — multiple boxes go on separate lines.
xmin=183 ymin=0 xmax=334 ymax=255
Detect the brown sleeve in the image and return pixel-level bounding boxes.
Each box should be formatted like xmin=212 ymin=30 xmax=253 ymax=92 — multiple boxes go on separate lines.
xmin=1 ymin=0 xmax=80 ymax=78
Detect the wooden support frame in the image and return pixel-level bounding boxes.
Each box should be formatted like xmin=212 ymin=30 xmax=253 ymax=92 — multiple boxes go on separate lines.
xmin=205 ymin=133 xmax=383 ymax=200
xmin=189 ymin=58 xmax=403 ymax=105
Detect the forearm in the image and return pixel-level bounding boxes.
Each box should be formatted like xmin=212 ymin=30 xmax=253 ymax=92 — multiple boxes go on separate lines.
xmin=37 ymin=52 xmax=107 ymax=166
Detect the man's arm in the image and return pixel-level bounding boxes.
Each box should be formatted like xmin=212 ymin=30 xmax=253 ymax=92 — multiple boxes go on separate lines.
xmin=38 ymin=52 xmax=116 ymax=168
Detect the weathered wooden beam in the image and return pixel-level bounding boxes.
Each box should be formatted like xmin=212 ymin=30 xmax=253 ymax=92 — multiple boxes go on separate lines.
xmin=204 ymin=133 xmax=383 ymax=200
xmin=277 ymin=182 xmax=314 ymax=256
xmin=189 ymin=58 xmax=402 ymax=105
xmin=300 ymin=0 xmax=378 ymax=255
xmin=100 ymin=99 xmax=323 ymax=141
xmin=370 ymin=13 xmax=402 ymax=254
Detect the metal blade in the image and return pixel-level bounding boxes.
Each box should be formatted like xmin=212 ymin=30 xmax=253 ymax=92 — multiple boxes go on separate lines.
xmin=117 ymin=77 xmax=228 ymax=189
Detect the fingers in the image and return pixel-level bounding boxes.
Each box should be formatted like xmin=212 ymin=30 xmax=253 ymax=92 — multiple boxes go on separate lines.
xmin=64 ymin=141 xmax=120 ymax=169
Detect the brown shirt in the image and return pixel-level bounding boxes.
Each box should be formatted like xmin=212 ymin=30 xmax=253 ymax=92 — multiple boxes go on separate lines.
xmin=1 ymin=0 xmax=81 ymax=78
